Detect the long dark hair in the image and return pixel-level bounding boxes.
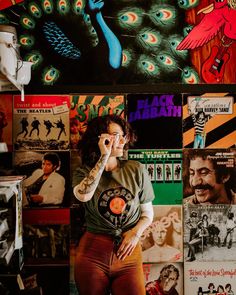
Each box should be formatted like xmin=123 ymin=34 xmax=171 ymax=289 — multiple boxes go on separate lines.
xmin=77 ymin=115 xmax=136 ymax=167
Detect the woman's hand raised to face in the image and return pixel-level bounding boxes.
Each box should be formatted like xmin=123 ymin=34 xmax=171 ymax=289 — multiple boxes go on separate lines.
xmin=98 ymin=133 xmax=115 ymax=157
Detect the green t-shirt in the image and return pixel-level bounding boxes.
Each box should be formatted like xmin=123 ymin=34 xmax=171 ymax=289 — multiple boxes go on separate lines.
xmin=73 ymin=160 xmax=155 ymax=237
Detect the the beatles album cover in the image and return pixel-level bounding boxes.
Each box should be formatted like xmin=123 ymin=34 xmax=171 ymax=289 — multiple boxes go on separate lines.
xmin=128 ymin=149 xmax=182 ymax=205
xmin=13 ymin=95 xmax=70 ymax=150
xmin=127 ymin=94 xmax=182 ymax=149
xmin=184 ymin=261 xmax=236 ymax=294
xmin=183 ymin=148 xmax=236 ymax=205
xmin=143 ymin=262 xmax=183 ymax=295
xmin=184 ymin=204 xmax=236 ymax=262
xmin=13 ymin=150 xmax=71 ymax=207
xmin=70 ymin=94 xmax=124 ymax=149
xmin=141 ymin=205 xmax=183 ymax=263
xmin=0 ymin=94 xmax=13 ymax=151
xmin=183 ymin=93 xmax=236 ymax=148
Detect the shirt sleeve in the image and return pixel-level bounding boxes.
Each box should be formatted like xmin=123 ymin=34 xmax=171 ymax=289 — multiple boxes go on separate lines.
xmin=139 ymin=163 xmax=155 ymax=204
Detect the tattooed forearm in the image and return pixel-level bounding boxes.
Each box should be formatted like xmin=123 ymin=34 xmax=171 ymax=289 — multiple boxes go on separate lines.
xmin=76 ymin=154 xmax=108 ymax=195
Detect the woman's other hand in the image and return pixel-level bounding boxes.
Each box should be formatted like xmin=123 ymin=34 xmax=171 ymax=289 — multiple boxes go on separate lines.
xmin=117 ymin=230 xmax=139 ymax=261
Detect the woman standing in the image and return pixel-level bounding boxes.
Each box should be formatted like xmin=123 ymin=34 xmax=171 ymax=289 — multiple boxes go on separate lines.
xmin=73 ymin=115 xmax=154 ymax=295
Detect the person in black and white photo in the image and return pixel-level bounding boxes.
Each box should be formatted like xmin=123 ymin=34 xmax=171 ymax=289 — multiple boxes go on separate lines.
xmin=222 ymin=211 xmax=236 ymax=249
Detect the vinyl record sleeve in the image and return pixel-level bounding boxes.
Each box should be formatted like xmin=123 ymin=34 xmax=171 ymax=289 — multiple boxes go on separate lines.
xmin=127 ymin=94 xmax=182 ymax=149
xmin=183 ymin=93 xmax=236 ymax=149
xmin=13 ymin=95 xmax=70 ymax=150
xmin=69 ymin=94 xmax=124 ymax=149
xmin=128 ymin=149 xmax=182 ymax=205
xmin=184 ymin=261 xmax=236 ymax=295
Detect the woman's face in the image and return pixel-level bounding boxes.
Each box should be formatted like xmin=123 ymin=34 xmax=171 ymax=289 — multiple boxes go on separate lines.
xmin=42 ymin=160 xmax=56 ymax=175
xmin=108 ymin=122 xmax=127 ymax=158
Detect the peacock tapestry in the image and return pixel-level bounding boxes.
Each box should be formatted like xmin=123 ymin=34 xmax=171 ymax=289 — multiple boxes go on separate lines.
xmin=0 ymin=0 xmax=236 ymax=89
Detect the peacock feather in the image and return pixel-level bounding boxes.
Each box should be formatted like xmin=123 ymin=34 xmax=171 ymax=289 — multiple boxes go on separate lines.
xmin=0 ymin=0 xmax=199 ymax=86
xmin=43 ymin=21 xmax=81 ymax=59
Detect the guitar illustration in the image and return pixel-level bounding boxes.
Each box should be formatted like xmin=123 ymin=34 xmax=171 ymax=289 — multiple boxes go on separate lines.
xmin=201 ymin=36 xmax=233 ymax=83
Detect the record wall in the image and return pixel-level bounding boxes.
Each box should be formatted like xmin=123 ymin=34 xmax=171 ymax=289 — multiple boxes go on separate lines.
xmin=1 ymin=0 xmax=236 ymax=294
xmin=0 ymin=93 xmax=236 ymax=295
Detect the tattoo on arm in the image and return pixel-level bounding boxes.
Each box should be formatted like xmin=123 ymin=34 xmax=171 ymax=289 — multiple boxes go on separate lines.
xmin=77 ymin=154 xmax=108 ymax=194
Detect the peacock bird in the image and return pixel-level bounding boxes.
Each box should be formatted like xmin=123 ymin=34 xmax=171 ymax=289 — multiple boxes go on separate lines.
xmin=0 ymin=0 xmax=200 ymax=87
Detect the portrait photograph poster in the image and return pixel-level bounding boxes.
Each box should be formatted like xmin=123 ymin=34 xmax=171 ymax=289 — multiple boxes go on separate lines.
xmin=182 ymin=148 xmax=236 ymax=202
xmin=69 ymin=95 xmax=124 ymax=150
xmin=13 ymin=95 xmax=70 ymax=151
xmin=141 ymin=205 xmax=183 ymax=263
xmin=184 ymin=261 xmax=236 ymax=294
xmin=183 ymin=93 xmax=236 ymax=148
xmin=128 ymin=149 xmax=182 ymax=205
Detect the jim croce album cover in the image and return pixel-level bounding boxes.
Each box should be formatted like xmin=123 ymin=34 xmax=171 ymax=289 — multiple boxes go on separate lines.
xmin=183 ymin=93 xmax=236 ymax=149
xmin=184 ymin=204 xmax=236 ymax=262
xmin=182 ymin=148 xmax=236 ymax=205
xmin=69 ymin=94 xmax=124 ymax=150
xmin=127 ymin=94 xmax=182 ymax=149
xmin=184 ymin=261 xmax=236 ymax=295
xmin=13 ymin=95 xmax=70 ymax=151
xmin=141 ymin=205 xmax=183 ymax=263
xmin=143 ymin=262 xmax=183 ymax=295
xmin=128 ymin=149 xmax=182 ymax=205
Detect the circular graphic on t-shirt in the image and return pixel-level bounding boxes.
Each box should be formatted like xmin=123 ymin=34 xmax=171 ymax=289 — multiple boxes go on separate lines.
xmin=98 ymin=187 xmax=135 ymax=227
xmin=110 ymin=197 xmax=126 ymax=214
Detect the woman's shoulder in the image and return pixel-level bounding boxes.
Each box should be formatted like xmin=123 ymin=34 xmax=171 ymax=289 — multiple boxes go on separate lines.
xmin=121 ymin=159 xmax=144 ymax=170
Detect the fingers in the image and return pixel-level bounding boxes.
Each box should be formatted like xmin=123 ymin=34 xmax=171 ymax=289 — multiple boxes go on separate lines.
xmin=117 ymin=235 xmax=138 ymax=260
xmin=117 ymin=243 xmax=134 ymax=261
xmin=98 ymin=134 xmax=114 ymax=148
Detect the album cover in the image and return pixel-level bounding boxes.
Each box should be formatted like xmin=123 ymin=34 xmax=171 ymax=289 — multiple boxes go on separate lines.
xmin=141 ymin=205 xmax=183 ymax=263
xmin=184 ymin=204 xmax=236 ymax=262
xmin=22 ymin=207 xmax=70 ymax=262
xmin=13 ymin=95 xmax=70 ymax=150
xmin=127 ymin=94 xmax=182 ymax=149
xmin=183 ymin=93 xmax=236 ymax=148
xmin=183 ymin=148 xmax=236 ymax=205
xmin=143 ymin=262 xmax=183 ymax=295
xmin=184 ymin=261 xmax=236 ymax=294
xmin=13 ymin=150 xmax=71 ymax=207
xmin=128 ymin=149 xmax=182 ymax=205
xmin=70 ymin=94 xmax=124 ymax=149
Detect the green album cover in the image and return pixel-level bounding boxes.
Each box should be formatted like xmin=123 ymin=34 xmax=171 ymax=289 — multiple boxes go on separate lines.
xmin=128 ymin=149 xmax=183 ymax=205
